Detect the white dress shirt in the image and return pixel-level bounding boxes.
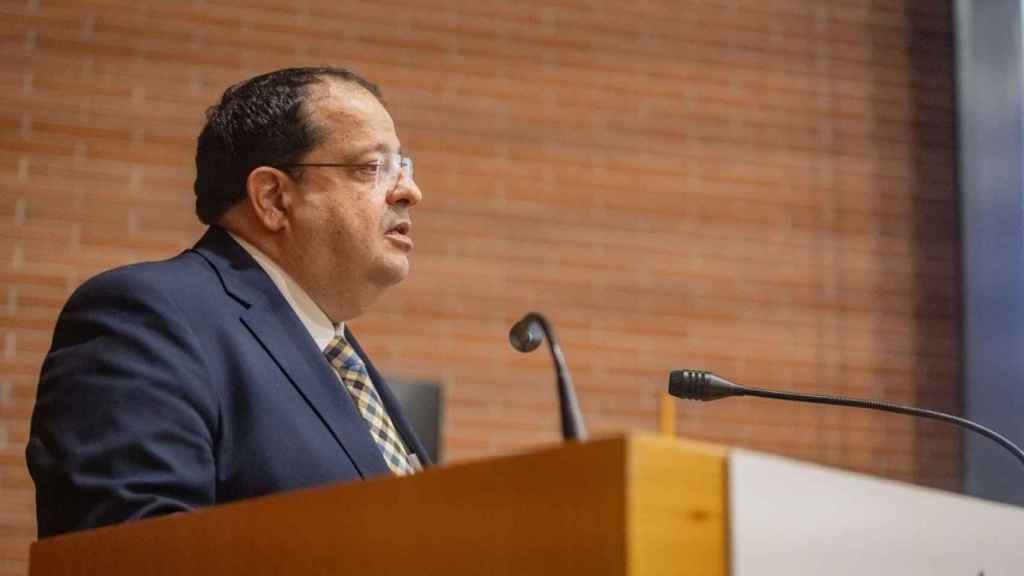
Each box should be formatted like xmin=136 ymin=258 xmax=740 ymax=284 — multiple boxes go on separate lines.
xmin=228 ymin=232 xmax=343 ymax=347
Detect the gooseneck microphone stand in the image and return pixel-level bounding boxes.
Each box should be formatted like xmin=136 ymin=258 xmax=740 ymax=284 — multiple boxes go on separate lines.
xmin=509 ymin=312 xmax=587 ymax=441
xmin=669 ymin=369 xmax=1024 ymax=471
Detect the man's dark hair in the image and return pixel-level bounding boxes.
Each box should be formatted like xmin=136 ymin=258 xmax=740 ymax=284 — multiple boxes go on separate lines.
xmin=193 ymin=66 xmax=382 ymax=224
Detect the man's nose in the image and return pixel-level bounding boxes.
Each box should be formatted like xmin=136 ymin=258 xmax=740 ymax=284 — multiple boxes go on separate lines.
xmin=388 ymin=172 xmax=422 ymax=207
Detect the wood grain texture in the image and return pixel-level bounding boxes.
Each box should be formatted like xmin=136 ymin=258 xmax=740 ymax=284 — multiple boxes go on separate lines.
xmin=628 ymin=437 xmax=729 ymax=576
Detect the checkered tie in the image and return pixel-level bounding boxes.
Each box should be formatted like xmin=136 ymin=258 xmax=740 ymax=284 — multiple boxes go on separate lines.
xmin=324 ymin=334 xmax=415 ymax=476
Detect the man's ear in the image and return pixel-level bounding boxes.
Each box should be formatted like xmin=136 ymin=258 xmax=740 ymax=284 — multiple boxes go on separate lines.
xmin=246 ymin=167 xmax=293 ymax=232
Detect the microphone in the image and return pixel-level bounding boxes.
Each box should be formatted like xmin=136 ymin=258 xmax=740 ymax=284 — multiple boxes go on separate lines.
xmin=509 ymin=312 xmax=587 ymax=441
xmin=668 ymin=369 xmax=1024 ymax=471
xmin=509 ymin=316 xmax=544 ymax=353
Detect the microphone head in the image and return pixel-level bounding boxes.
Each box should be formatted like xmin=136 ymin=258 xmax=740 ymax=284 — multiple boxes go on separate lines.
xmin=669 ymin=369 xmax=711 ymax=400
xmin=509 ymin=316 xmax=544 ymax=353
xmin=668 ymin=370 xmax=745 ymax=401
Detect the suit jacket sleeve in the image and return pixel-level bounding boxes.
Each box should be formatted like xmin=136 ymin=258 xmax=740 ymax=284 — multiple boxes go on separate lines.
xmin=26 ymin=267 xmax=218 ymax=538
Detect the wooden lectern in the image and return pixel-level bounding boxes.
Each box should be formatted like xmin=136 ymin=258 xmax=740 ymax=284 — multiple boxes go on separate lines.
xmin=28 ymin=434 xmax=1024 ymax=575
xmin=29 ymin=435 xmax=728 ymax=576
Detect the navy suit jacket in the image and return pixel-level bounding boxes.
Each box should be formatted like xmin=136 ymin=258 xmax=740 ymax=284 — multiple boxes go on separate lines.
xmin=26 ymin=227 xmax=430 ymax=538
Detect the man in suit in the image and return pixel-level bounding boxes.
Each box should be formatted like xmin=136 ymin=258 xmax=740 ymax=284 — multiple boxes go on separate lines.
xmin=26 ymin=67 xmax=430 ymax=538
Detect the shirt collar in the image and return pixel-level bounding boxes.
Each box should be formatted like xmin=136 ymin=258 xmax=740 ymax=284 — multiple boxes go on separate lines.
xmin=228 ymin=231 xmax=343 ymax=350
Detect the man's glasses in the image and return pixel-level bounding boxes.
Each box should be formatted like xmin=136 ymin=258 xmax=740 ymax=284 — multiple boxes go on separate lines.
xmin=275 ymin=153 xmax=414 ymax=193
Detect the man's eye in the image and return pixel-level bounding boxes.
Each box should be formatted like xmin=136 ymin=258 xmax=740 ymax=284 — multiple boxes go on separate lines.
xmin=354 ymin=164 xmax=382 ymax=177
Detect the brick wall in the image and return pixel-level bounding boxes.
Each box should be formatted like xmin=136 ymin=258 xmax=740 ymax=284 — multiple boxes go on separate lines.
xmin=0 ymin=0 xmax=957 ymax=573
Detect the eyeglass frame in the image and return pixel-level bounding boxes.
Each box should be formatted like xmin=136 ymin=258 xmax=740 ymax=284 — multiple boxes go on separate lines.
xmin=273 ymin=153 xmax=414 ymax=193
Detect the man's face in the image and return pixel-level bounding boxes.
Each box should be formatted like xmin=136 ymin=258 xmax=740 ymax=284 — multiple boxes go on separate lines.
xmin=281 ymin=81 xmax=422 ymax=321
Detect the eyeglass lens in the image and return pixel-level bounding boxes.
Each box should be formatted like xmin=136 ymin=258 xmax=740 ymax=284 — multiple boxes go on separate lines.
xmin=379 ymin=155 xmax=414 ymax=192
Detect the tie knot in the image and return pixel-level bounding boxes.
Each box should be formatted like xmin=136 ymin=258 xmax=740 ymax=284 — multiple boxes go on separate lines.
xmin=324 ymin=334 xmax=366 ymax=374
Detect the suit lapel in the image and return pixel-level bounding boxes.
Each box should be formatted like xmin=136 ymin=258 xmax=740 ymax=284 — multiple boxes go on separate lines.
xmin=190 ymin=227 xmax=392 ymax=478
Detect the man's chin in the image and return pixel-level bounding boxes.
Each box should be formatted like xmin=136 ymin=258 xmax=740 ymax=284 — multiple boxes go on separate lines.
xmin=371 ymin=258 xmax=410 ymax=287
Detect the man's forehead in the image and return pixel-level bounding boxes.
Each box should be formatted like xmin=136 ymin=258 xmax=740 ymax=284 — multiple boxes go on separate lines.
xmin=306 ymin=79 xmax=397 ymax=151
xmin=308 ymin=80 xmax=384 ymax=123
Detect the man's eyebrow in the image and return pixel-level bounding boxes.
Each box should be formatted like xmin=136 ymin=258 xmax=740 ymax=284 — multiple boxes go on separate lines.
xmin=339 ymin=143 xmax=402 ymax=162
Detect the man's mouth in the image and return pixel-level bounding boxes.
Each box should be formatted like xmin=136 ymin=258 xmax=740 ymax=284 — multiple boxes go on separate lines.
xmin=385 ymin=221 xmax=413 ymax=250
xmin=388 ymin=221 xmax=411 ymax=236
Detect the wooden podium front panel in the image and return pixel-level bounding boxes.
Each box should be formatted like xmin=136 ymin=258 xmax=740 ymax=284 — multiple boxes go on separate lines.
xmin=31 ymin=439 xmax=631 ymax=575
